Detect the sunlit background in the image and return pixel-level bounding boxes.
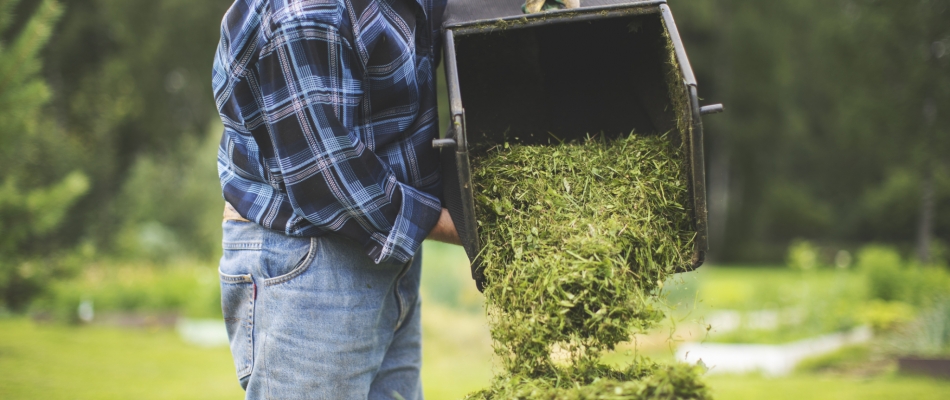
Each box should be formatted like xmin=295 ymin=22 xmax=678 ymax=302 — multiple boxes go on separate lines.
xmin=1 ymin=0 xmax=949 ymax=399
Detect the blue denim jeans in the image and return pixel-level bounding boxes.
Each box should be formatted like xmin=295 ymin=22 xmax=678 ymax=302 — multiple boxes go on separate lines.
xmin=219 ymin=220 xmax=423 ymax=400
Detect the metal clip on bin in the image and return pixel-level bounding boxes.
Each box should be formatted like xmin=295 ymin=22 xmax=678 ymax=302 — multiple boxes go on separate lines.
xmin=435 ymin=0 xmax=722 ymax=291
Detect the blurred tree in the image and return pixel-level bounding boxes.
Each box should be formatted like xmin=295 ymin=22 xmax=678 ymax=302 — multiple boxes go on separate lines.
xmin=673 ymin=0 xmax=950 ymax=263
xmin=24 ymin=0 xmax=232 ymax=255
xmin=2 ymin=0 xmax=945 ymax=271
xmin=0 ymin=0 xmax=90 ymax=310
xmin=839 ymin=0 xmax=950 ymax=263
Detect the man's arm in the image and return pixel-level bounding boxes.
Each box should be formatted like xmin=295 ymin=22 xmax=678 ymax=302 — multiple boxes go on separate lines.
xmin=428 ymin=208 xmax=461 ymax=246
xmin=258 ymin=16 xmax=445 ymax=264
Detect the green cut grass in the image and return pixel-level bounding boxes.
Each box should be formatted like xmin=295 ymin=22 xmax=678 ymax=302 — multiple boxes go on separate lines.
xmin=467 ymin=133 xmax=706 ymax=398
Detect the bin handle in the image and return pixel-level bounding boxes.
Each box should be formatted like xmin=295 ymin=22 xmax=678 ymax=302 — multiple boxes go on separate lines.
xmin=700 ymin=104 xmax=724 ymax=115
xmin=432 ymin=138 xmax=457 ymax=149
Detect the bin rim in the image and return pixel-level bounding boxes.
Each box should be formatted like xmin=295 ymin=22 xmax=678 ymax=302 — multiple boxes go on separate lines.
xmin=443 ymin=0 xmax=668 ymax=34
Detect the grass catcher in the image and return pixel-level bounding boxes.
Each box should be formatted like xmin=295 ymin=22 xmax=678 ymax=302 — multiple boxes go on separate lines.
xmin=435 ymin=0 xmax=723 ymax=291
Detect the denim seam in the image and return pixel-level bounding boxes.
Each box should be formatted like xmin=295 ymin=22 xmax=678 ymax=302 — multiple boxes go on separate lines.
xmin=220 ymin=274 xmax=254 ymax=379
xmin=219 ymin=271 xmax=254 ymax=284
xmin=223 ymin=241 xmax=264 ymax=250
xmin=238 ymin=286 xmax=254 ymax=378
xmin=262 ymin=237 xmax=318 ymax=286
xmin=392 ymin=257 xmax=413 ymax=332
xmin=262 ymin=332 xmax=271 ymax=399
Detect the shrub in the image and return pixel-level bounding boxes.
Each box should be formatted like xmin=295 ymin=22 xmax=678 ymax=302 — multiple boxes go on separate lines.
xmin=855 ymin=245 xmax=905 ymax=302
xmin=857 ymin=300 xmax=916 ymax=332
xmin=30 ymin=262 xmax=222 ymax=323
xmin=787 ymin=240 xmax=821 ymax=271
xmin=855 ymin=245 xmax=950 ymax=308
xmin=892 ymin=297 xmax=950 ymax=357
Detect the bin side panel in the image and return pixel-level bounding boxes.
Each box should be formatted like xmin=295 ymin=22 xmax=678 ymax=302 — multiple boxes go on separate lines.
xmin=440 ymin=145 xmax=480 ymax=264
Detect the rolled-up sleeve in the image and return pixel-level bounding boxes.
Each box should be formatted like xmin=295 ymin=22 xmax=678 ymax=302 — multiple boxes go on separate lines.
xmin=257 ymin=17 xmax=441 ymax=264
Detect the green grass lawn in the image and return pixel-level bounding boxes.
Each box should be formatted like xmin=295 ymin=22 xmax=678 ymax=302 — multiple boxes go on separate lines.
xmin=706 ymin=374 xmax=950 ymax=400
xmin=3 ymin=317 xmax=949 ymax=399
xmin=0 ymin=312 xmax=493 ymax=400
xmin=4 ymin=246 xmax=948 ymax=400
xmin=0 ymin=242 xmax=492 ymax=400
xmin=0 ymin=318 xmax=244 ymax=400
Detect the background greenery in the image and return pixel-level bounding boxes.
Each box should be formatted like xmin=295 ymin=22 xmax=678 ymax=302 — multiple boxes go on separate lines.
xmin=2 ymin=0 xmax=948 ymax=306
xmin=674 ymin=0 xmax=950 ymax=262
xmin=1 ymin=0 xmax=950 ymax=398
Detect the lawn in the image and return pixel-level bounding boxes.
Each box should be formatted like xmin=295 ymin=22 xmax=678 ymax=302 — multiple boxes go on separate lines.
xmin=3 ymin=316 xmax=949 ymax=400
xmin=705 ymin=374 xmax=950 ymax=400
xmin=0 ymin=318 xmax=243 ymax=400
xmin=3 ymin=243 xmax=949 ymax=399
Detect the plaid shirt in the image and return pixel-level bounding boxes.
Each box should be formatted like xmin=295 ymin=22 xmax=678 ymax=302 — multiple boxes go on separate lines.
xmin=213 ymin=0 xmax=446 ymax=264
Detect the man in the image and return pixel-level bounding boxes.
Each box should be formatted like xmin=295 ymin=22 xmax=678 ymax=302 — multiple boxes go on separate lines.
xmin=212 ymin=0 xmax=457 ymax=398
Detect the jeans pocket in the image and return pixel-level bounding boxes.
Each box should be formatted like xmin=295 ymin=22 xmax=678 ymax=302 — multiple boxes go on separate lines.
xmin=220 ymin=270 xmax=255 ymax=381
xmin=261 ymin=237 xmax=318 ymax=286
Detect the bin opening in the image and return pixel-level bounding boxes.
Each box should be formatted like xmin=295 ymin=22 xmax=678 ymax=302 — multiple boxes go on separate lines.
xmin=440 ymin=3 xmax=712 ymax=288
xmin=454 ymin=14 xmax=683 ymax=151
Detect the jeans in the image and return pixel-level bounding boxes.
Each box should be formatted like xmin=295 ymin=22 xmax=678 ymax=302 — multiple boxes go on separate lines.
xmin=219 ymin=220 xmax=423 ymax=400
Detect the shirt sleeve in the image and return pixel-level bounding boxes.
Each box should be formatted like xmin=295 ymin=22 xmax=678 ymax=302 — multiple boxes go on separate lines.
xmin=257 ymin=17 xmax=441 ymax=264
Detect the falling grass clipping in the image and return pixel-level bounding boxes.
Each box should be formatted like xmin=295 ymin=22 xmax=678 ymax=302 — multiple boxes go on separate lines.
xmin=466 ymin=133 xmax=710 ymax=399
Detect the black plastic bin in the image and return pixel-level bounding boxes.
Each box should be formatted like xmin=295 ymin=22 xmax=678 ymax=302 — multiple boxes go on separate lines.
xmin=435 ymin=0 xmax=720 ymax=291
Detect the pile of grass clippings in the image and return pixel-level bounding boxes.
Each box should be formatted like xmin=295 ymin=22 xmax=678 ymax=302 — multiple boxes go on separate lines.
xmin=466 ymin=133 xmax=709 ymax=399
xmin=467 ymin=360 xmax=709 ymax=400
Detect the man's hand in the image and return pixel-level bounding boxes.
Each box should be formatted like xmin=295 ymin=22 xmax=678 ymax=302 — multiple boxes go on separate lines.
xmin=427 ymin=208 xmax=462 ymax=246
xmin=524 ymin=0 xmax=579 ymax=14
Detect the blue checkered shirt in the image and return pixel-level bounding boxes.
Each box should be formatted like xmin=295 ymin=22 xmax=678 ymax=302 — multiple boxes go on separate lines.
xmin=213 ymin=0 xmax=446 ymax=264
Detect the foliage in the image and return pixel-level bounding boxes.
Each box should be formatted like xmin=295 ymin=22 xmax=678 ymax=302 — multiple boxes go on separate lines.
xmin=0 ymin=0 xmax=92 ymax=311
xmin=30 ymin=261 xmax=221 ymax=323
xmin=696 ymin=244 xmax=950 ymax=345
xmin=471 ymin=134 xmax=706 ymax=396
xmin=111 ymin=125 xmax=226 ymax=260
xmin=1 ymin=0 xmax=233 ymax=312
xmin=857 ymin=300 xmax=917 ymax=333
xmin=698 ymin=243 xmax=950 ymax=344
xmin=786 ymin=240 xmax=820 ymax=271
xmin=892 ymin=297 xmax=950 ymax=357
xmin=18 ymin=0 xmax=232 ymax=256
xmin=703 ymin=287 xmax=864 ymax=344
xmin=672 ymin=0 xmax=950 ymax=261
xmin=856 ymin=245 xmax=950 ymax=306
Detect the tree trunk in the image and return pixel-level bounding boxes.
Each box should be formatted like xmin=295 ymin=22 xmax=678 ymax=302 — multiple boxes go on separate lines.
xmin=916 ymin=169 xmax=935 ymax=263
xmin=916 ymin=97 xmax=938 ymax=263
